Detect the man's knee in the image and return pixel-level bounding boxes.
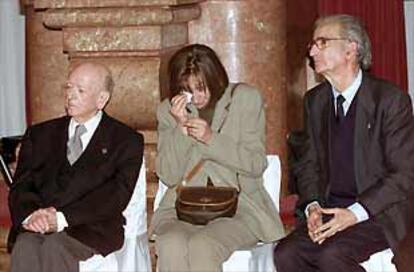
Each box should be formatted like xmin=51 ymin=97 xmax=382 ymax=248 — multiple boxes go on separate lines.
xmin=40 ymin=233 xmax=68 ymax=255
xmin=11 ymin=233 xmax=43 ymax=272
xmin=319 ymin=242 xmax=352 ymax=269
xmin=12 ymin=233 xmax=42 ymax=258
xmin=273 ymin=237 xmax=301 ymax=268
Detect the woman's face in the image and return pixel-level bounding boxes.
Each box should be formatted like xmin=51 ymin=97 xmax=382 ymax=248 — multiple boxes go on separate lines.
xmin=186 ymin=75 xmax=210 ymax=109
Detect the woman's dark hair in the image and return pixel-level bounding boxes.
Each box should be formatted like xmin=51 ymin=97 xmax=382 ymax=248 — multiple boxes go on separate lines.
xmin=168 ymin=44 xmax=229 ymax=103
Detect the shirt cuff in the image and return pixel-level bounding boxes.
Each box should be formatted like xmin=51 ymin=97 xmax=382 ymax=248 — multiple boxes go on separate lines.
xmin=22 ymin=214 xmax=32 ymax=225
xmin=347 ymin=202 xmax=369 ymax=223
xmin=56 ymin=212 xmax=68 ymax=232
xmin=305 ymin=201 xmax=321 ymax=218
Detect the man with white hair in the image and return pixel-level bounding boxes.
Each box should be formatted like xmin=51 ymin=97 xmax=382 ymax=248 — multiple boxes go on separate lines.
xmin=9 ymin=62 xmax=144 ymax=272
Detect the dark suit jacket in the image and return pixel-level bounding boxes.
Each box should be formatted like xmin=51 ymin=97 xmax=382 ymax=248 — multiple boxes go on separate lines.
xmin=8 ymin=113 xmax=144 ymax=255
xmin=295 ymin=73 xmax=414 ymax=250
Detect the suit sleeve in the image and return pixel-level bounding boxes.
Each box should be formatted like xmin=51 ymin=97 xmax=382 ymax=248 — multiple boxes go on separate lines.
xmin=359 ymin=93 xmax=414 ymax=215
xmin=155 ymin=100 xmax=196 ymax=187
xmin=197 ymin=86 xmax=268 ymax=178
xmin=8 ymin=127 xmax=43 ymax=227
xmin=61 ymin=132 xmax=144 ymax=226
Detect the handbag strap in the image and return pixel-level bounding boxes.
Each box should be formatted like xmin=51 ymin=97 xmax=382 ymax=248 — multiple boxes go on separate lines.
xmin=176 ymin=160 xmax=205 ymax=193
xmin=177 ymin=83 xmax=242 ymax=192
xmin=183 ymin=160 xmax=205 ymax=185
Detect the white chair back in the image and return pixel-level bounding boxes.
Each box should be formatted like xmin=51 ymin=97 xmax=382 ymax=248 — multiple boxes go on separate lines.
xmin=122 ymin=158 xmax=147 ymax=237
xmin=79 ymin=159 xmax=151 ymax=272
xmin=223 ymin=154 xmax=280 ymax=272
xmin=262 ymin=154 xmax=281 ymax=210
xmin=361 ymin=248 xmax=397 ymax=272
xmin=153 ymin=175 xmax=167 ymax=212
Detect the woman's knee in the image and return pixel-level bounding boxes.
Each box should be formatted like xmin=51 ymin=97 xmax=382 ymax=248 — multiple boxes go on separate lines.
xmin=155 ymin=230 xmax=192 ymax=271
xmin=156 ymin=230 xmax=189 ymax=258
xmin=188 ymin=233 xmax=226 ymax=271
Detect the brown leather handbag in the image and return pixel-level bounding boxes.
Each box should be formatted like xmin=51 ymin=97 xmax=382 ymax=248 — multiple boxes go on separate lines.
xmin=175 ymin=160 xmax=239 ymax=225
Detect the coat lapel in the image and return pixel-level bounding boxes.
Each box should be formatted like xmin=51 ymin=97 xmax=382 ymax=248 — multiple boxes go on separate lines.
xmin=211 ymin=84 xmax=233 ymax=132
xmin=72 ymin=113 xmax=111 ymax=167
xmin=316 ymin=84 xmax=332 ymax=191
xmin=354 ymin=74 xmax=376 ymax=189
xmin=56 ymin=116 xmax=70 ymax=166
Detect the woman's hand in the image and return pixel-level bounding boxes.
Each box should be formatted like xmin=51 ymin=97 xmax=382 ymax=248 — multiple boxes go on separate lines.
xmin=184 ymin=117 xmax=213 ymax=144
xmin=170 ymin=93 xmax=189 ymax=134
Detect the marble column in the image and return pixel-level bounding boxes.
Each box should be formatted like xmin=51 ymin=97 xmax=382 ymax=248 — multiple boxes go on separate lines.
xmin=188 ymin=0 xmax=289 ymax=194
xmin=287 ymin=0 xmax=317 ymax=132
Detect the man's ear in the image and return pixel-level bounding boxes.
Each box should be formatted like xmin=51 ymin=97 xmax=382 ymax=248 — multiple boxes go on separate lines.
xmin=346 ymin=41 xmax=358 ymax=60
xmin=97 ymin=91 xmax=110 ymax=110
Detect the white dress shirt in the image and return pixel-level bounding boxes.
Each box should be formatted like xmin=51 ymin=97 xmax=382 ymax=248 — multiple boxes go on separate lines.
xmin=68 ymin=110 xmax=103 ymax=151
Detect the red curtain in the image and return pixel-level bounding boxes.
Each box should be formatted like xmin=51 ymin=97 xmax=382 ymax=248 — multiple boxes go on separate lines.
xmin=318 ymin=0 xmax=408 ymax=92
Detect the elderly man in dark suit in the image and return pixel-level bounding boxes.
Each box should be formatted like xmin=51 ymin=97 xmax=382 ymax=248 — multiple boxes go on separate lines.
xmin=8 ymin=62 xmax=144 ymax=272
xmin=274 ymin=14 xmax=414 ymax=272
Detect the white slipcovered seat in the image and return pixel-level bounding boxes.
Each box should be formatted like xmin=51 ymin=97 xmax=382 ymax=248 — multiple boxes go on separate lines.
xmin=361 ymin=248 xmax=397 ymax=272
xmin=153 ymin=154 xmax=281 ymax=272
xmin=79 ymin=159 xmax=151 ymax=272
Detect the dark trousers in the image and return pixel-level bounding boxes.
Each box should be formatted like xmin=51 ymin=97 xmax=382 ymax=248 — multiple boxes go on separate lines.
xmin=393 ymin=227 xmax=414 ymax=272
xmin=273 ymin=219 xmax=389 ymax=272
xmin=11 ymin=232 xmax=96 ymax=272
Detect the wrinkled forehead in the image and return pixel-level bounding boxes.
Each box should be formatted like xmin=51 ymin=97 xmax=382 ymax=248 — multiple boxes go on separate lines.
xmin=314 ymin=23 xmax=342 ymax=39
xmin=68 ymin=64 xmax=104 ymax=90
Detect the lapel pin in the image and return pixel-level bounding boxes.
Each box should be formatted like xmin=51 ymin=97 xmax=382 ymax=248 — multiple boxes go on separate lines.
xmin=102 ymin=148 xmax=108 ymax=155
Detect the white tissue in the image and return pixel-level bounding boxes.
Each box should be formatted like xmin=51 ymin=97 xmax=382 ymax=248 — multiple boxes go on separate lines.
xmin=183 ymin=91 xmax=193 ymax=104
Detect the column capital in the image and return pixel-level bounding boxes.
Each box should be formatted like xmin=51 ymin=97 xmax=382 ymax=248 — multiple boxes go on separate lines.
xmin=42 ymin=5 xmax=201 ymax=29
xmin=34 ymin=0 xmax=203 ymax=9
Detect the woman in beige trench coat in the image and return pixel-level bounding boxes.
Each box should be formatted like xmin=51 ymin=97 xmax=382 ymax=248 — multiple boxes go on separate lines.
xmin=151 ymin=44 xmax=285 ymax=272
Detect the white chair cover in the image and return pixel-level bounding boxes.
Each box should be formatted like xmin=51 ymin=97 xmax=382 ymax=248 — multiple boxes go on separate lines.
xmin=79 ymin=254 xmax=118 ymax=272
xmin=222 ymin=155 xmax=280 ymax=272
xmin=154 ymin=154 xmax=281 ymax=272
xmin=79 ymin=159 xmax=151 ymax=272
xmin=361 ymin=248 xmax=397 ymax=272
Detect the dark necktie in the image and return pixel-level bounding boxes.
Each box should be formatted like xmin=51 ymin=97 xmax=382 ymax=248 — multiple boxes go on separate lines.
xmin=336 ymin=95 xmax=345 ymax=122
xmin=67 ymin=124 xmax=87 ymax=165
